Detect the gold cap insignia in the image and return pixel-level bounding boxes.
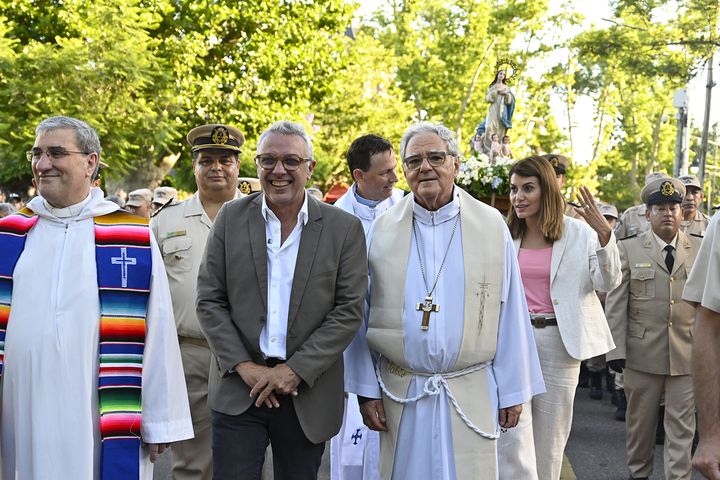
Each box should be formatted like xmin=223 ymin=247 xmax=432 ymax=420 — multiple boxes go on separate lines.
xmin=661 ymin=181 xmax=675 ymax=196
xmin=239 ymin=181 xmax=251 ymax=195
xmin=211 ymin=126 xmax=229 ymax=145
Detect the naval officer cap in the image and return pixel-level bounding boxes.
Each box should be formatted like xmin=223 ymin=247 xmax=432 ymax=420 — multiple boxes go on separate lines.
xmin=641 ymin=177 xmax=685 ymax=206
xmin=186 ymin=123 xmax=245 ymax=153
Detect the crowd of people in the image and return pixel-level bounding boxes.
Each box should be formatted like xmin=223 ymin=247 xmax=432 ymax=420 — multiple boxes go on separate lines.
xmin=0 ymin=114 xmax=719 ymax=480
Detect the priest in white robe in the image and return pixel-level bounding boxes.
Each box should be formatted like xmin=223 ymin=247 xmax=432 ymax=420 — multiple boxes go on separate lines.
xmin=345 ymin=122 xmax=544 ymax=479
xmin=332 ymin=134 xmax=404 ymax=480
xmin=0 ymin=116 xmax=192 ymax=479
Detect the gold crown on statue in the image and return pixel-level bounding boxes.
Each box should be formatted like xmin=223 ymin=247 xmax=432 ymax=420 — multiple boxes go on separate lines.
xmin=494 ymin=58 xmax=518 ymax=84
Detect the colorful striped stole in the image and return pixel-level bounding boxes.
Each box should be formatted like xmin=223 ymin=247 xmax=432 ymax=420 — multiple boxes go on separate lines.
xmin=0 ymin=208 xmax=152 ymax=480
xmin=0 ymin=209 xmax=40 ymax=373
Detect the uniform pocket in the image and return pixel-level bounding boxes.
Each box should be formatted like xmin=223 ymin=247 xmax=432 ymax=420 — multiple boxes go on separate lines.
xmin=161 ymin=236 xmax=193 ymax=273
xmin=628 ymin=324 xmax=646 ymax=339
xmin=629 ymin=268 xmax=655 ymax=299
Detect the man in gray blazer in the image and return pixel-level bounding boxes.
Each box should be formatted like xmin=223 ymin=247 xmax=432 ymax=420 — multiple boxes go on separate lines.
xmin=197 ymin=120 xmax=368 ymax=480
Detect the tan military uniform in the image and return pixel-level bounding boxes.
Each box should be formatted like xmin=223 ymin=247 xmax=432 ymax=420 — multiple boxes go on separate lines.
xmin=680 ymin=209 xmax=710 ymax=236
xmin=614 ymin=204 xmax=649 ymax=239
xmin=151 ymin=191 xmax=241 ymax=480
xmin=606 ymin=229 xmax=702 ymax=479
xmin=564 ymin=202 xmax=583 ymax=220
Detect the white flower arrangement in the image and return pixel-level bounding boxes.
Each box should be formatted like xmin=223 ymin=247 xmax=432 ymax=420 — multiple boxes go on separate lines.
xmin=457 ymin=152 xmax=514 ymax=198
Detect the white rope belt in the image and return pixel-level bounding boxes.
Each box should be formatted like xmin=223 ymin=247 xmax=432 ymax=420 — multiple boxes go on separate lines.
xmin=374 ymin=357 xmax=499 ymax=439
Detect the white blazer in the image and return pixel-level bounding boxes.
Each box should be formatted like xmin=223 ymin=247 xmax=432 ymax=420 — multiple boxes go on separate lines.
xmin=513 ymin=216 xmax=622 ymax=360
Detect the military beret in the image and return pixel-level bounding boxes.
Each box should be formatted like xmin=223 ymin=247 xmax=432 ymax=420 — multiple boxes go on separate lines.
xmin=126 ymin=188 xmax=153 ymax=207
xmin=186 ymin=123 xmax=245 ymax=152
xmin=541 ymin=154 xmax=570 ymax=175
xmin=678 ymin=174 xmax=702 ymax=190
xmin=641 ymin=178 xmax=685 ymax=206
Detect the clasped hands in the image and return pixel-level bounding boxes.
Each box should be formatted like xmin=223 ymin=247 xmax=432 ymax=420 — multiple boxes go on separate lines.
xmin=359 ymin=399 xmax=523 ymax=432
xmin=234 ymin=361 xmax=301 ymax=408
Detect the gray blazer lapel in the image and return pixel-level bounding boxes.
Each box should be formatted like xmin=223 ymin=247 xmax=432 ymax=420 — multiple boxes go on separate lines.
xmin=288 ymin=196 xmax=323 ymax=328
xmin=248 ymin=195 xmax=268 ymax=310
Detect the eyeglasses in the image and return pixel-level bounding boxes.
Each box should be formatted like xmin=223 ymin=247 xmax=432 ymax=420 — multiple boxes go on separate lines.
xmin=255 ymin=154 xmax=311 ymax=171
xmin=26 ymin=147 xmax=90 ymax=163
xmin=403 ymin=151 xmax=451 ymax=171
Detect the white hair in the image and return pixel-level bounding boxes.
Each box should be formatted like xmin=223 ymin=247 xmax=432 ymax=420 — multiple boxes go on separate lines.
xmin=399 ymin=122 xmax=459 ymax=160
xmin=256 ymin=121 xmax=313 ymax=158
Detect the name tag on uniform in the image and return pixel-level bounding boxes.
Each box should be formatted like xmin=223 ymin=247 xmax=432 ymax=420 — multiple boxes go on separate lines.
xmin=635 ymin=262 xmax=652 ymax=268
xmin=165 ymin=230 xmax=187 ymax=239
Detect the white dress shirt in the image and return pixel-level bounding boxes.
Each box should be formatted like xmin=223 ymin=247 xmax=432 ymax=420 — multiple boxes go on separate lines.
xmin=652 ymin=231 xmax=679 ymax=260
xmin=259 ymin=192 xmax=309 ymax=359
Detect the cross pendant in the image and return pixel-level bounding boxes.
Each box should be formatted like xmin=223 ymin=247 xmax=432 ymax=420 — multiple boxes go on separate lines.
xmin=416 ymin=296 xmax=440 ymax=331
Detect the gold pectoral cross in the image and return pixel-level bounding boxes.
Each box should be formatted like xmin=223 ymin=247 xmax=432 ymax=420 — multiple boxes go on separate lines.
xmin=416 ymin=296 xmax=440 ymax=331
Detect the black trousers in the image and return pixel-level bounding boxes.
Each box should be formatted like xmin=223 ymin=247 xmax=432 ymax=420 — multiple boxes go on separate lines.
xmin=211 ymin=397 xmax=325 ymax=480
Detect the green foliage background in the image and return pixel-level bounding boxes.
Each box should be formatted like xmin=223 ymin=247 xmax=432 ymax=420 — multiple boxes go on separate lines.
xmin=0 ymin=0 xmax=718 ymax=209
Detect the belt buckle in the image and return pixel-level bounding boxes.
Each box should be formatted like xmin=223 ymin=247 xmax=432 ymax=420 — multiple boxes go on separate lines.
xmin=534 ymin=316 xmax=546 ymax=328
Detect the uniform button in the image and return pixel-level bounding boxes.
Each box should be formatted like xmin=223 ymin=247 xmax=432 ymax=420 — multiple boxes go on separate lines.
xmin=669 ymin=322 xmax=673 ymax=327
xmin=270 ymin=336 xmax=277 ymax=343
xmin=640 ymin=274 xmax=645 ymax=279
xmin=670 ymin=300 xmax=675 ymax=305
xmin=669 ymin=277 xmax=674 ymax=282
xmin=553 ymin=299 xmax=559 ymax=305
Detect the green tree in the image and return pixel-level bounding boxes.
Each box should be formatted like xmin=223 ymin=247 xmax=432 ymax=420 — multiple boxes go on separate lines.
xmin=572 ymin=0 xmax=719 ymax=210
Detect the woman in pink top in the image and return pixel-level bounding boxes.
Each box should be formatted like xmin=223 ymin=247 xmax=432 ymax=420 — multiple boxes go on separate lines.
xmin=496 ymin=156 xmax=622 ymax=480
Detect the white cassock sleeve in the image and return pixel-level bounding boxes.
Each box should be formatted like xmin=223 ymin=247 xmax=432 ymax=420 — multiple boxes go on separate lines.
xmin=139 ymin=233 xmax=194 ymax=443
xmin=344 ymin=222 xmax=382 ymax=399
xmin=492 ymin=230 xmax=546 ymax=408
xmin=344 ymin=292 xmax=382 ymax=398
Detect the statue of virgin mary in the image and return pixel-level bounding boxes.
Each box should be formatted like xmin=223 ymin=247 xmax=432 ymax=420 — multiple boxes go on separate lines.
xmin=475 ymin=64 xmax=516 ymax=155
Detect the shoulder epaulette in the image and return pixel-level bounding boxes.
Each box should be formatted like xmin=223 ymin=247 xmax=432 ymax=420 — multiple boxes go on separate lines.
xmin=150 ymin=198 xmax=178 ymax=218
xmin=618 ymin=233 xmax=638 ymax=241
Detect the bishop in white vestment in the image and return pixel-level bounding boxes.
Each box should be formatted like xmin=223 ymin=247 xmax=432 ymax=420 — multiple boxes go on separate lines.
xmin=345 ymin=123 xmax=544 ymax=480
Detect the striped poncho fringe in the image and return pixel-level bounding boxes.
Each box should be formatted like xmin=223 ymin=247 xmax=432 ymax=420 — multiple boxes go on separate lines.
xmin=0 ymin=208 xmax=152 ymax=480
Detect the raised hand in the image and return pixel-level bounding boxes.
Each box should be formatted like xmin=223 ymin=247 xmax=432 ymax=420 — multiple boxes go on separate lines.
xmin=573 ymin=186 xmax=612 ymax=247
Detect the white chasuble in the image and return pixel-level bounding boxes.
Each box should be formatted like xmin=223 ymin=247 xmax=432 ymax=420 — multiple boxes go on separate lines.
xmin=346 ymin=187 xmax=544 ymax=480
xmin=0 ymin=188 xmax=193 ymax=480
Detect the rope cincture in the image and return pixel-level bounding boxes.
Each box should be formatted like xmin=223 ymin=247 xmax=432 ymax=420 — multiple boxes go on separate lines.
xmin=374 ymin=356 xmax=500 ymax=440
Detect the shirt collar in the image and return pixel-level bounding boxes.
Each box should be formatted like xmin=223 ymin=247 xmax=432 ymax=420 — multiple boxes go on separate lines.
xmin=187 ymin=189 xmax=244 ymax=217
xmin=261 ymin=191 xmax=309 ymax=226
xmin=412 ymin=186 xmax=460 ymax=226
xmin=43 ymin=192 xmax=92 ymax=219
xmin=353 ymin=184 xmax=382 ymax=208
xmin=652 ymin=231 xmax=678 ymax=250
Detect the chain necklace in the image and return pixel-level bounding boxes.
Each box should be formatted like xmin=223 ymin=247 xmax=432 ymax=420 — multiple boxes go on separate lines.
xmin=412 ymin=213 xmax=460 ymax=330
